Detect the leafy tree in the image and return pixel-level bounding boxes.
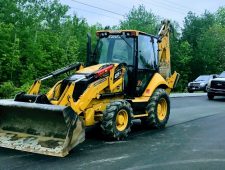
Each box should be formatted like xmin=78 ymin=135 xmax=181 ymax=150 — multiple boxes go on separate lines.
xmin=0 ymin=23 xmax=21 ymax=83
xmin=182 ymin=11 xmax=215 ymax=49
xmin=63 ymin=36 xmax=79 ymax=64
xmin=0 ymin=81 xmax=18 ymax=98
xmin=120 ymin=5 xmax=159 ymax=34
xmin=182 ymin=11 xmax=216 ymax=81
xmin=216 ymin=7 xmax=225 ymax=25
xmin=172 ymin=41 xmax=193 ymax=91
xmin=198 ymin=24 xmax=225 ymax=74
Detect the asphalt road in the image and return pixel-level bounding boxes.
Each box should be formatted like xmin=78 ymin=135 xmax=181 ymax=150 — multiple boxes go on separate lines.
xmin=1 ymin=96 xmax=225 ymax=170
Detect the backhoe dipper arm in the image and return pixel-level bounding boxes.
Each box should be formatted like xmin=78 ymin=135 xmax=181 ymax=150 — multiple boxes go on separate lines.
xmin=158 ymin=19 xmax=171 ymax=79
xmin=157 ymin=20 xmax=180 ymax=92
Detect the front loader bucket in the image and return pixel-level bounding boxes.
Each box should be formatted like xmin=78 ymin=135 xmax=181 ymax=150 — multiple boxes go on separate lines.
xmin=0 ymin=100 xmax=85 ymax=157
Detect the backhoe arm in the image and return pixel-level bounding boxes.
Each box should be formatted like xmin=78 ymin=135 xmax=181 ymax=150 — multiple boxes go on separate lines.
xmin=158 ymin=20 xmax=180 ymax=92
xmin=158 ymin=19 xmax=171 ymax=79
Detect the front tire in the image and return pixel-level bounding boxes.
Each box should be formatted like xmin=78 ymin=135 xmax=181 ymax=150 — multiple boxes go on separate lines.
xmin=101 ymin=100 xmax=133 ymax=140
xmin=142 ymin=88 xmax=170 ymax=129
xmin=188 ymin=89 xmax=193 ymax=93
xmin=207 ymin=93 xmax=214 ymax=100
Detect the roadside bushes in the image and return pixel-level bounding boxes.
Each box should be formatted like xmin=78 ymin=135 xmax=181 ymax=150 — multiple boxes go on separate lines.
xmin=0 ymin=81 xmax=31 ymax=99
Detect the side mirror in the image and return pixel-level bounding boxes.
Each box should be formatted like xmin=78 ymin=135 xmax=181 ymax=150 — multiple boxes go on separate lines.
xmin=213 ymin=75 xmax=217 ymax=79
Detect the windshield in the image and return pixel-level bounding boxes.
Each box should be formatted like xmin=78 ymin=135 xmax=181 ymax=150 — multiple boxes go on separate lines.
xmin=219 ymin=71 xmax=225 ymax=78
xmin=195 ymin=75 xmax=210 ymax=81
xmin=94 ymin=35 xmax=134 ymax=65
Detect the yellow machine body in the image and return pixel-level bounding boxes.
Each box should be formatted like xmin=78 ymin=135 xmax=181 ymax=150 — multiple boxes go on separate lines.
xmin=0 ymin=20 xmax=179 ymax=157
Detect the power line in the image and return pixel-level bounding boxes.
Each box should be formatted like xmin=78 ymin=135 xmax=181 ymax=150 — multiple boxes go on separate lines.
xmin=104 ymin=0 xmax=188 ymax=15
xmin=103 ymin=0 xmax=131 ymax=10
xmin=164 ymin=0 xmax=197 ymax=12
xmin=151 ymin=0 xmax=189 ymax=11
xmin=70 ymin=0 xmax=125 ymax=17
xmin=69 ymin=6 xmax=121 ymax=20
xmin=140 ymin=0 xmax=187 ymax=15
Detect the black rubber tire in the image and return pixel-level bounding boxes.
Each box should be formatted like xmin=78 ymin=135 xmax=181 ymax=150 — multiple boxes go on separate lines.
xmin=101 ymin=100 xmax=133 ymax=140
xmin=207 ymin=92 xmax=214 ymax=100
xmin=141 ymin=88 xmax=170 ymax=129
xmin=188 ymin=89 xmax=193 ymax=93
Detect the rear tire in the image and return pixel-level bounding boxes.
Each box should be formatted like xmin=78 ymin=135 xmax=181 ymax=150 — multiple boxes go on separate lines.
xmin=141 ymin=88 xmax=170 ymax=129
xmin=101 ymin=100 xmax=133 ymax=140
xmin=207 ymin=93 xmax=214 ymax=100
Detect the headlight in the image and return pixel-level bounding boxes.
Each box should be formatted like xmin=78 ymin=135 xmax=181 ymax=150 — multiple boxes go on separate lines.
xmin=200 ymin=82 xmax=206 ymax=86
xmin=188 ymin=82 xmax=191 ymax=86
xmin=207 ymin=80 xmax=212 ymax=87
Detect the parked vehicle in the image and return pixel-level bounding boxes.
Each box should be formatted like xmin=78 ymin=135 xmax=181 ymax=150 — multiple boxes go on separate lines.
xmin=207 ymin=71 xmax=225 ymax=100
xmin=188 ymin=75 xmax=215 ymax=93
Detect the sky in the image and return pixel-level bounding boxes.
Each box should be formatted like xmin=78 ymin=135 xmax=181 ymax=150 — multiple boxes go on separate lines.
xmin=60 ymin=0 xmax=225 ymax=27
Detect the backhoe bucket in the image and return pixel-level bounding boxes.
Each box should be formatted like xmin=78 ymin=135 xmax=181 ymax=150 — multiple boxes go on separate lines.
xmin=0 ymin=100 xmax=85 ymax=157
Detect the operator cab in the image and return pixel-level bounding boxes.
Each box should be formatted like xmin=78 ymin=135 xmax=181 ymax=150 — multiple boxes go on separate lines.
xmin=90 ymin=30 xmax=159 ymax=97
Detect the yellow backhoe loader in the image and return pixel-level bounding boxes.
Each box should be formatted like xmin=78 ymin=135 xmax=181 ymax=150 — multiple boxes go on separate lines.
xmin=0 ymin=20 xmax=179 ymax=157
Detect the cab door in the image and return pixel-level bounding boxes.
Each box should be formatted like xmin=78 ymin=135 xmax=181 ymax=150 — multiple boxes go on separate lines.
xmin=135 ymin=35 xmax=158 ymax=96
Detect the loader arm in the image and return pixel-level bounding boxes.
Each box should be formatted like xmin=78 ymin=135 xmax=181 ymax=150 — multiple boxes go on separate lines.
xmin=46 ymin=63 xmax=125 ymax=127
xmin=28 ymin=63 xmax=83 ymax=95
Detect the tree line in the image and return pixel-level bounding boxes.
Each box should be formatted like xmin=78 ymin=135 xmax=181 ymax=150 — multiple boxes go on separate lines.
xmin=0 ymin=0 xmax=225 ymax=98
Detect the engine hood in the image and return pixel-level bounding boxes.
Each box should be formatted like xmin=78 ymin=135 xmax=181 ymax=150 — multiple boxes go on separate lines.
xmin=211 ymin=77 xmax=225 ymax=82
xmin=191 ymin=80 xmax=207 ymax=83
xmin=76 ymin=64 xmax=105 ymax=74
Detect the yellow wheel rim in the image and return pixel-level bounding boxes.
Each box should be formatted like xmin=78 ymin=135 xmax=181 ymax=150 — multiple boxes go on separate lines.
xmin=157 ymin=98 xmax=168 ymax=121
xmin=116 ymin=109 xmax=129 ymax=131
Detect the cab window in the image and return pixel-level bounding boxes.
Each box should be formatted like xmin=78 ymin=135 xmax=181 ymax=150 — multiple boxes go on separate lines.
xmin=138 ymin=35 xmax=156 ymax=69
